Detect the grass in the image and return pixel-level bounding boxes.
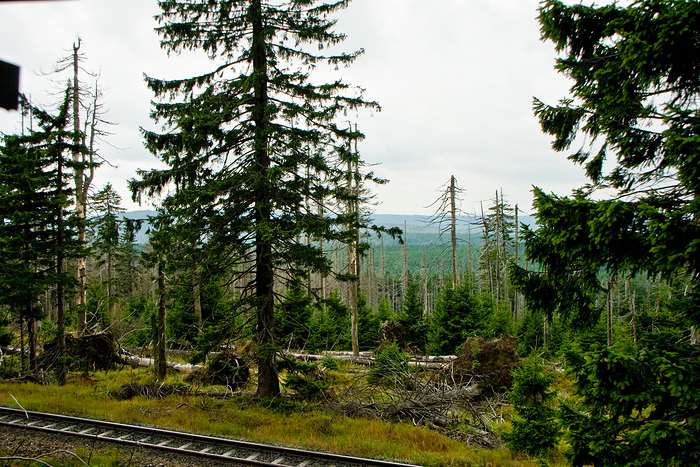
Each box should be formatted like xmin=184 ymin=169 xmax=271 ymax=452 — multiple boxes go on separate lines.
xmin=0 ymin=366 xmax=553 ymax=467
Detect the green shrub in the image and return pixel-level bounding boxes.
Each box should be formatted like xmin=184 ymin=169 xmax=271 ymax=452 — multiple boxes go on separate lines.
xmin=321 ymin=355 xmax=339 ymax=370
xmin=368 ymin=342 xmax=411 ymax=388
xmin=504 ymin=355 xmax=559 ymax=457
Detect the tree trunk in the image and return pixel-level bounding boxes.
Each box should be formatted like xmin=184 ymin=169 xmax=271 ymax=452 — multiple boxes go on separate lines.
xmin=193 ymin=267 xmax=202 ymax=330
xmin=154 ymin=261 xmax=167 ymax=380
xmin=72 ymin=41 xmax=88 ymax=336
xmin=56 ymin=140 xmax=67 ymax=386
xmin=494 ymin=190 xmax=501 ymax=307
xmin=450 ymin=176 xmax=457 ymax=288
xmin=318 ymin=200 xmax=327 ymax=300
xmin=607 ymin=280 xmax=614 ymax=347
xmin=500 ymin=188 xmax=509 ymax=311
xmin=19 ymin=313 xmax=25 ymax=373
xmin=27 ymin=303 xmax=37 ymax=372
xmin=480 ymin=202 xmax=493 ymax=298
xmin=347 ymin=155 xmax=359 ymax=357
xmin=380 ymin=235 xmax=386 ymax=301
xmin=514 ymin=204 xmax=520 ymax=320
xmin=402 ymin=220 xmax=408 ymax=296
xmin=251 ymin=0 xmax=279 ymax=398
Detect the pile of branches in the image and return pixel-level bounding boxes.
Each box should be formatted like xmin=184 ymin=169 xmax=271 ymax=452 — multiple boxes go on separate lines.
xmin=40 ymin=331 xmax=125 ymax=373
xmin=110 ymin=381 xmax=191 ymax=400
xmin=452 ymin=334 xmax=520 ymax=397
xmin=330 ymin=346 xmax=503 ymax=448
xmin=186 ymin=351 xmax=250 ymax=389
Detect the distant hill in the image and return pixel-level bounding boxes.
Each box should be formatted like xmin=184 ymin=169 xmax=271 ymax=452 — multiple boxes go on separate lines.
xmin=121 ymin=210 xmax=536 ymax=246
xmin=123 ymin=210 xmax=157 ymax=221
xmin=370 ymin=213 xmax=535 ymax=232
xmin=121 ymin=210 xmax=155 ymax=244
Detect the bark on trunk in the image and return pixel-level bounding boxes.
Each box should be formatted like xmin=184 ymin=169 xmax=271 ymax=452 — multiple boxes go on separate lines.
xmin=450 ymin=176 xmax=457 ymax=288
xmin=56 ymin=140 xmax=67 ymax=386
xmin=251 ymin=0 xmax=279 ymax=398
xmin=154 ymin=261 xmax=167 ymax=380
xmin=72 ymin=41 xmax=87 ymax=336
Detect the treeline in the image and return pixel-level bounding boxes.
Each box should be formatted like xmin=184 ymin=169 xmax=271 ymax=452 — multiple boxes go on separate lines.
xmin=2 ymin=149 xmax=682 ymax=377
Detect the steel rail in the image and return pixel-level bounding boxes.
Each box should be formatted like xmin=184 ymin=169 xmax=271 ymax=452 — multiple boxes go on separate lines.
xmin=0 ymin=406 xmax=420 ymax=467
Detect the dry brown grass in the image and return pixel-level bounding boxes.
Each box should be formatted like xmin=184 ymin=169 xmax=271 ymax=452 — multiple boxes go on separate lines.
xmin=0 ymin=366 xmax=551 ymax=467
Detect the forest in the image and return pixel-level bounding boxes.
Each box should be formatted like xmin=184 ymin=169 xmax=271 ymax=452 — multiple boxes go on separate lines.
xmin=1 ymin=1 xmax=699 ymax=466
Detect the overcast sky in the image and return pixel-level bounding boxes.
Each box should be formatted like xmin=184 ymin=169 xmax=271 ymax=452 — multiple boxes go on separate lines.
xmin=0 ymin=0 xmax=590 ymax=215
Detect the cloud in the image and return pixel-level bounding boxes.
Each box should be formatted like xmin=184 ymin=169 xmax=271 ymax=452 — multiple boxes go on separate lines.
xmin=0 ymin=0 xmax=588 ymax=215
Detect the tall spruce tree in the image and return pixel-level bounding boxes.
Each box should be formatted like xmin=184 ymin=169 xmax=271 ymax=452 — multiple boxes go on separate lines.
xmin=130 ymin=0 xmax=378 ymax=397
xmin=511 ymin=1 xmax=700 ymax=464
xmin=0 ymin=92 xmax=85 ymax=382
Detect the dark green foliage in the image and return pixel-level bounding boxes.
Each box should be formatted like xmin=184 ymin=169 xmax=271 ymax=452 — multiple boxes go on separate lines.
xmin=320 ymin=355 xmax=339 ymax=370
xmin=0 ymin=92 xmax=86 ymax=379
xmin=168 ymin=272 xmax=229 ymax=349
xmin=511 ymin=1 xmax=700 ymax=465
xmin=285 ymin=374 xmax=331 ymax=402
xmin=504 ymin=356 xmax=559 ymax=457
xmin=118 ymin=292 xmax=156 ymax=347
xmin=428 ymin=278 xmax=490 ymax=355
xmin=276 ymin=282 xmax=313 ymax=350
xmin=516 ymin=0 xmax=700 ymax=316
xmin=398 ymin=280 xmax=428 ymax=351
xmin=187 ymin=351 xmax=250 ymax=389
xmin=376 ymin=297 xmax=396 ymax=323
xmin=308 ymin=290 xmax=350 ymax=352
xmin=487 ymin=303 xmax=515 ymax=339
xmin=0 ymin=94 xmax=83 ymax=309
xmin=0 ymin=312 xmax=12 ymax=347
xmin=509 ymin=193 xmax=607 ymax=328
xmin=517 ymin=311 xmax=569 ymax=358
xmin=357 ymin=292 xmax=381 ymax=351
xmin=280 ymin=357 xmax=331 ymax=402
xmin=561 ymin=337 xmax=700 ymax=467
xmin=167 ymin=298 xmax=201 ymax=348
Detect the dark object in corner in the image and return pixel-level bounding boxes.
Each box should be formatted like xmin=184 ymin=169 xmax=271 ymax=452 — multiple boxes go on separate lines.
xmin=0 ymin=59 xmax=19 ymax=111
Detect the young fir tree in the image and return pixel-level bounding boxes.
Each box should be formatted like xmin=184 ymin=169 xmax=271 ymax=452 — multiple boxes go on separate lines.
xmin=399 ymin=279 xmax=426 ymax=351
xmin=130 ymin=0 xmax=378 ymax=397
xmin=276 ymin=281 xmax=313 ymax=351
xmin=428 ymin=277 xmax=490 ymax=355
xmin=357 ymin=291 xmax=379 ymax=351
xmin=89 ymin=183 xmax=124 ymax=322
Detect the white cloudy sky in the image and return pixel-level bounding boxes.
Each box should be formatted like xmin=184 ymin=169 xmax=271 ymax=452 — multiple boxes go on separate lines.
xmin=0 ymin=0 xmax=590 ymax=215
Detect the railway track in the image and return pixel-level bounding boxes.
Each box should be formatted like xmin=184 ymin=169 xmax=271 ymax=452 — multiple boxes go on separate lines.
xmin=0 ymin=406 xmax=420 ymax=467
